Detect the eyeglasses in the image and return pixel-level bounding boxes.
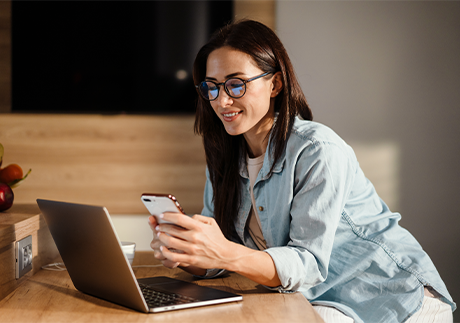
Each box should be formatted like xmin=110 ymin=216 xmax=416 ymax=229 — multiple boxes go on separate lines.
xmin=196 ymin=72 xmax=272 ymax=101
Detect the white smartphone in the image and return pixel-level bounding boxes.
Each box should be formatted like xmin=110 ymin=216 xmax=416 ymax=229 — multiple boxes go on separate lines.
xmin=141 ymin=193 xmax=185 ymax=224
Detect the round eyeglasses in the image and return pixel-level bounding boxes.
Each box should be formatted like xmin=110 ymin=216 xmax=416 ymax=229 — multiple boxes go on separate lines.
xmin=196 ymin=72 xmax=272 ymax=101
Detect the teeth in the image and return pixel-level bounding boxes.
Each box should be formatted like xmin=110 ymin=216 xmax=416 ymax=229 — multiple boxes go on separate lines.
xmin=223 ymin=112 xmax=240 ymax=117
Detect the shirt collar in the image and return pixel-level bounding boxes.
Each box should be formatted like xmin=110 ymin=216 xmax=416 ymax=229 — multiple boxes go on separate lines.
xmin=239 ymin=131 xmax=286 ymax=179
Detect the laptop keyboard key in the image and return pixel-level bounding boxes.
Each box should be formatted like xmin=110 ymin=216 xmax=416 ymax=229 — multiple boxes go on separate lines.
xmin=139 ymin=283 xmax=200 ymax=308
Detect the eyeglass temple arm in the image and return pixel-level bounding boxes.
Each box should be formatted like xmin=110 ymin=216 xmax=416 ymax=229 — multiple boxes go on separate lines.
xmin=195 ymin=71 xmax=273 ymax=88
xmin=246 ymin=72 xmax=272 ymax=82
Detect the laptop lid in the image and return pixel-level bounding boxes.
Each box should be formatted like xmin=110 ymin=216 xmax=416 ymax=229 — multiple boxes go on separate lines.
xmin=37 ymin=199 xmax=150 ymax=312
xmin=36 ymin=199 xmax=242 ymax=313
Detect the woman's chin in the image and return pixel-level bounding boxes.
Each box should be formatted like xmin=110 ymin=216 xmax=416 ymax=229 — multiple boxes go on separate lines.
xmin=225 ymin=130 xmax=241 ymax=136
xmin=223 ymin=124 xmax=244 ymax=136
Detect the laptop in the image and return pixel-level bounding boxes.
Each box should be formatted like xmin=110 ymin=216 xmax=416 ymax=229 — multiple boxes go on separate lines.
xmin=36 ymin=199 xmax=242 ymax=313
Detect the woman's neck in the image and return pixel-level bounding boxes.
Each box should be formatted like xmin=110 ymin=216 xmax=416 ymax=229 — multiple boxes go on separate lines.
xmin=244 ymin=120 xmax=272 ymax=158
xmin=245 ymin=135 xmax=269 ymax=158
xmin=243 ymin=101 xmax=276 ymax=158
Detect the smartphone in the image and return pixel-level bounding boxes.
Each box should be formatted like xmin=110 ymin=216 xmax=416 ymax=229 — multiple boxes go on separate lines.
xmin=141 ymin=193 xmax=185 ymax=224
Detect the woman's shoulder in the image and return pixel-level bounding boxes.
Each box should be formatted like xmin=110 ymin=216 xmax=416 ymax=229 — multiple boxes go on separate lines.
xmin=281 ymin=117 xmax=358 ymax=174
xmin=284 ymin=117 xmax=359 ymax=165
xmin=290 ymin=117 xmax=346 ymax=147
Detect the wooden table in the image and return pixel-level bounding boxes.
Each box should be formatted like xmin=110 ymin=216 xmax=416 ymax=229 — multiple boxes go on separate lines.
xmin=0 ymin=251 xmax=324 ymax=323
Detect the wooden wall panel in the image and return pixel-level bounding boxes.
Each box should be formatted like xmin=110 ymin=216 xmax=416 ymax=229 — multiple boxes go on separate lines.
xmin=0 ymin=114 xmax=207 ymax=214
xmin=0 ymin=1 xmax=276 ymax=214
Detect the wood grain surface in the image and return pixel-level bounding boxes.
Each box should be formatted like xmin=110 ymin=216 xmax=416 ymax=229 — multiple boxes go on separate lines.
xmin=0 ymin=251 xmax=324 ymax=323
xmin=0 ymin=114 xmax=206 ymax=214
xmin=0 ymin=204 xmax=60 ymax=301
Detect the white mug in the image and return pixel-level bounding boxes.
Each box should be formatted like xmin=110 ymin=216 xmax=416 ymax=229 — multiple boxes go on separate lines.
xmin=121 ymin=241 xmax=136 ymax=266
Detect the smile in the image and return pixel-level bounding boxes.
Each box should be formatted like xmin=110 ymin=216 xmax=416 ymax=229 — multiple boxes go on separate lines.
xmin=223 ymin=111 xmax=241 ymax=117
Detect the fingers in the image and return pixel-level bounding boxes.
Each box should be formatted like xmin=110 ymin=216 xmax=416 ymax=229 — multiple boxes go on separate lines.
xmin=162 ymin=259 xmax=180 ymax=269
xmin=160 ymin=245 xmax=192 ymax=265
xmin=149 ymin=216 xmax=167 ymax=260
xmin=153 ymin=213 xmax=221 ymax=269
xmin=156 ymin=214 xmax=219 ymax=254
xmin=156 ymin=223 xmax=189 ymax=240
xmin=191 ymin=214 xmax=216 ymax=225
xmin=148 ymin=216 xmax=185 ymax=269
xmin=160 ymin=212 xmax=204 ymax=230
xmin=148 ymin=216 xmax=159 ymax=230
xmin=157 ymin=231 xmax=191 ymax=253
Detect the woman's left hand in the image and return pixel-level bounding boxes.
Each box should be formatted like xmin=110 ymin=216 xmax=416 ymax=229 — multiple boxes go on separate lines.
xmin=155 ymin=212 xmax=235 ymax=271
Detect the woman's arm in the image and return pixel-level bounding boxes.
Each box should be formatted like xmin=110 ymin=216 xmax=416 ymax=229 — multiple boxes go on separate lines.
xmin=155 ymin=213 xmax=281 ymax=287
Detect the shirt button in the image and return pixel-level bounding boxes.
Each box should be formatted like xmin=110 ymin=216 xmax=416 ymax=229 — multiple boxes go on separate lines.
xmin=258 ymin=206 xmax=264 ymax=211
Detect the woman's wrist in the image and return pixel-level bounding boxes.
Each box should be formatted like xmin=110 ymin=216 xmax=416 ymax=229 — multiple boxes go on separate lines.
xmin=224 ymin=243 xmax=281 ymax=287
xmin=218 ymin=240 xmax=244 ymax=272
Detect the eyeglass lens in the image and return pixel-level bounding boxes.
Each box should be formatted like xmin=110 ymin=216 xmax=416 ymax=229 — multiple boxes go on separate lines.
xmin=199 ymin=78 xmax=245 ymax=101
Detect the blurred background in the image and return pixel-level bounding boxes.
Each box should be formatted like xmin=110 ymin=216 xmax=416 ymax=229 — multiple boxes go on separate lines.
xmin=1 ymin=1 xmax=458 ymax=319
xmin=276 ymin=3 xmax=460 ymax=319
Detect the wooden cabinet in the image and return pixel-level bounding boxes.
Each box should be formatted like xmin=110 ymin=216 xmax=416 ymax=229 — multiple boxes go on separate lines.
xmin=0 ymin=204 xmax=59 ymax=300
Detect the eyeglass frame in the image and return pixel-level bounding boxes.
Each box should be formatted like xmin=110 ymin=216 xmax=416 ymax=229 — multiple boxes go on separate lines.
xmin=195 ymin=71 xmax=273 ymax=101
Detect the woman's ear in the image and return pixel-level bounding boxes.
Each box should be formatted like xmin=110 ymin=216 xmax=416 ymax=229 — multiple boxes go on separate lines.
xmin=270 ymin=71 xmax=284 ymax=98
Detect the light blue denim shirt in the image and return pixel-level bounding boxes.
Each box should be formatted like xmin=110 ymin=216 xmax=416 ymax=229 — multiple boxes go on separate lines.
xmin=201 ymin=118 xmax=455 ymax=323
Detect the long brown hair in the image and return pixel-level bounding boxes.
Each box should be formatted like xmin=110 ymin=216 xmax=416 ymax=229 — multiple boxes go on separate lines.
xmin=193 ymin=20 xmax=312 ymax=239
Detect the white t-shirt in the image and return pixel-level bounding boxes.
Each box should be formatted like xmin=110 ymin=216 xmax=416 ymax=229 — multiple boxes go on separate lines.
xmin=247 ymin=154 xmax=267 ymax=250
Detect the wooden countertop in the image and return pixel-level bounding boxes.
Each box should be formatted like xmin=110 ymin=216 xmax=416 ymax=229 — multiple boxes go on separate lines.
xmin=0 ymin=251 xmax=324 ymax=323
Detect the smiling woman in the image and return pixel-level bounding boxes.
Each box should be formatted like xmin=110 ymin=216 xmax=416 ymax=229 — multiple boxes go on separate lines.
xmin=192 ymin=20 xmax=312 ymax=238
xmin=147 ymin=19 xmax=455 ymax=323
xmin=203 ymin=47 xmax=282 ymax=154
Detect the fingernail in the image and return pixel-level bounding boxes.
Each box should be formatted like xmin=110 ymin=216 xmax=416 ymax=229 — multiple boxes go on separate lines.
xmin=155 ymin=225 xmax=160 ymax=231
xmin=160 ymin=246 xmax=163 ymax=252
xmin=172 ymin=262 xmax=179 ymax=268
xmin=159 ymin=213 xmax=164 ymax=219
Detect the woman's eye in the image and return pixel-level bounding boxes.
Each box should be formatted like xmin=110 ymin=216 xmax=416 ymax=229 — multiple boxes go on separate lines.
xmin=228 ymin=81 xmax=244 ymax=96
xmin=209 ymin=89 xmax=218 ymax=98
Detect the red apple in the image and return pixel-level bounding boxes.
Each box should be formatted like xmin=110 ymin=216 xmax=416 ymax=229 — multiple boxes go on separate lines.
xmin=0 ymin=183 xmax=14 ymax=212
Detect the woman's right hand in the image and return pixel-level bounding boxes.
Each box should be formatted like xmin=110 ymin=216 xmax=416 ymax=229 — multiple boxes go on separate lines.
xmin=148 ymin=216 xmax=180 ymax=269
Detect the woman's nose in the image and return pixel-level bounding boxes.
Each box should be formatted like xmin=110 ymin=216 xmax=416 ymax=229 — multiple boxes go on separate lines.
xmin=216 ymin=88 xmax=233 ymax=107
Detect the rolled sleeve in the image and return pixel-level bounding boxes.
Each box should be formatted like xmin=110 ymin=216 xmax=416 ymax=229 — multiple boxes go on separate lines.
xmin=264 ymin=139 xmax=356 ymax=293
xmin=264 ymin=246 xmax=323 ymax=292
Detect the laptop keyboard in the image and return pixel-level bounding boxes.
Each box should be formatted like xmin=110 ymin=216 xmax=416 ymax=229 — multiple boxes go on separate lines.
xmin=139 ymin=283 xmax=200 ymax=308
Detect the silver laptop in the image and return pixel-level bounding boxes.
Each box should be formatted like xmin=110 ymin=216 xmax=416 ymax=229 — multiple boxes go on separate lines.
xmin=36 ymin=199 xmax=242 ymax=313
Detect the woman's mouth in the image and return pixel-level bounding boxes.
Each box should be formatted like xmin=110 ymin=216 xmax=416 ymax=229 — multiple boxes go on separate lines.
xmin=222 ymin=111 xmax=242 ymax=122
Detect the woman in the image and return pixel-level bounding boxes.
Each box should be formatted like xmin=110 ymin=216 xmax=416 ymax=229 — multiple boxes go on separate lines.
xmin=148 ymin=20 xmax=455 ymax=322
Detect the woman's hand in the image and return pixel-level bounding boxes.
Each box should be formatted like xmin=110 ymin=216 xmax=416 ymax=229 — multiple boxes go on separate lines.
xmin=153 ymin=212 xmax=281 ymax=287
xmin=148 ymin=216 xmax=181 ymax=269
xmin=155 ymin=213 xmax=235 ymax=271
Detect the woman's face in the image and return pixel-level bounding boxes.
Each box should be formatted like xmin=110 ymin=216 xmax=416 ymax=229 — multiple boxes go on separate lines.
xmin=205 ymin=46 xmax=278 ymax=140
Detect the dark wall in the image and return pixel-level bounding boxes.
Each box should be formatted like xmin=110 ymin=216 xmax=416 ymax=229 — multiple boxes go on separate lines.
xmin=12 ymin=1 xmax=232 ymax=114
